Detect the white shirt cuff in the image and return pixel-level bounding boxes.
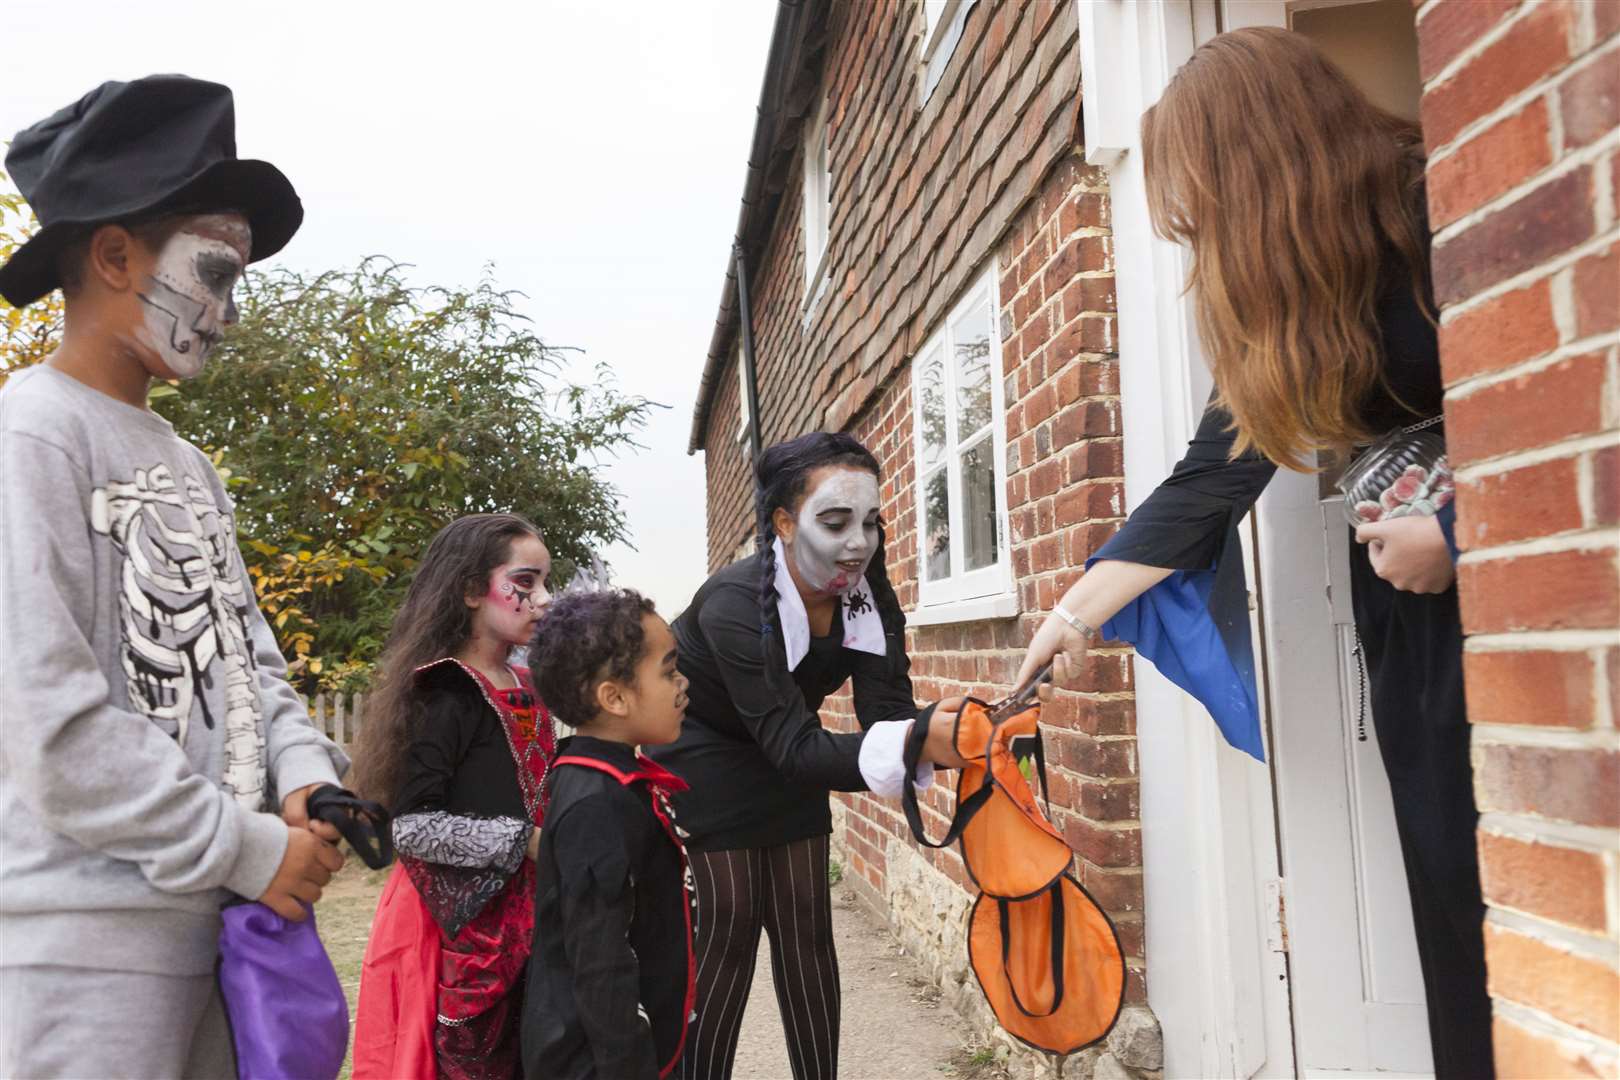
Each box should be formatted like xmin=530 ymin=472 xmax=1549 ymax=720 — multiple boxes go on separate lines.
xmin=858 ymin=718 xmax=936 ymax=798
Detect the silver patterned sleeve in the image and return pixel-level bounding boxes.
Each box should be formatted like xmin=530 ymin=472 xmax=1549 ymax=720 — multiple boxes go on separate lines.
xmin=391 ymin=810 xmax=531 ymax=874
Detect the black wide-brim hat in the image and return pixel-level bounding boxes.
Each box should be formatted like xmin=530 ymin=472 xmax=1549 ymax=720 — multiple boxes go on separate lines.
xmin=0 ymin=74 xmax=303 ymax=308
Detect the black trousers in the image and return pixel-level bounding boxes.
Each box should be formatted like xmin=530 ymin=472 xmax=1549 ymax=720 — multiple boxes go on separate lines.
xmin=1351 ymin=543 xmax=1493 ymax=1080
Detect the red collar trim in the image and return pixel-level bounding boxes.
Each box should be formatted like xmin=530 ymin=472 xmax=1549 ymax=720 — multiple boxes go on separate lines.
xmin=552 ymin=753 xmax=690 ymax=795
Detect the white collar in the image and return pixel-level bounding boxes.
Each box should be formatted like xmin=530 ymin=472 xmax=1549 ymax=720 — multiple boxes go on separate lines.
xmin=772 ymin=537 xmax=888 ymax=671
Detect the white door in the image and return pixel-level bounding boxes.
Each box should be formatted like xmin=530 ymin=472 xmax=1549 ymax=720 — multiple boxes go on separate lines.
xmin=1226 ymin=1 xmax=1434 ymax=1075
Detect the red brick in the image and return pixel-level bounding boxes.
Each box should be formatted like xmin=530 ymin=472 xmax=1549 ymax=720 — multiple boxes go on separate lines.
xmin=1439 ymin=277 xmax=1558 ymax=383
xmin=1559 ymin=52 xmax=1620 ymax=149
xmin=1429 ymin=97 xmax=1553 ymax=230
xmin=1464 ymin=647 xmax=1598 ymax=728
xmin=1460 ymin=546 xmax=1620 ymax=633
xmin=1492 ymin=1013 xmax=1612 ymax=1080
xmin=1061 ymin=275 xmax=1116 ymax=319
xmin=1054 ymin=481 xmax=1119 ymax=527
xmin=1573 ymin=246 xmax=1618 ymax=339
xmin=1598 ymin=0 xmax=1620 ymax=43
xmin=1475 ymin=744 xmax=1620 ymax=827
xmin=1077 ymin=235 xmax=1111 ymax=273
xmin=1446 ymin=351 xmax=1606 ymax=466
xmin=1456 ymin=456 xmax=1583 ymax=546
xmin=1042 ymin=236 xmax=1083 ymax=296
xmin=1478 ymin=831 xmax=1607 ymax=931
xmin=1485 ymin=923 xmax=1620 ymax=1041
xmin=1592 ymin=446 xmax=1619 ymax=527
xmin=1050 ymin=400 xmax=1117 ymax=447
xmin=1080 ymin=864 xmax=1143 ymax=915
xmin=1432 ymin=167 xmax=1594 ymax=308
xmin=1417 ymin=0 xmax=1520 ymax=83
xmin=1062 ymin=818 xmax=1141 ymax=867
xmin=1064 ymin=437 xmax=1123 ymax=482
xmin=1421 ymin=3 xmax=1573 ymax=150
xmin=1077 ymin=779 xmax=1139 ymax=821
xmin=1059 ymin=192 xmax=1107 ymax=234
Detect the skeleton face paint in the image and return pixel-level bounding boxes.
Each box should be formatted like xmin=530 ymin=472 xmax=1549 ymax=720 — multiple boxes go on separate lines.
xmin=788 ymin=467 xmax=881 ymax=596
xmin=476 ymin=535 xmax=552 ymax=648
xmin=133 ymin=215 xmax=250 ymax=380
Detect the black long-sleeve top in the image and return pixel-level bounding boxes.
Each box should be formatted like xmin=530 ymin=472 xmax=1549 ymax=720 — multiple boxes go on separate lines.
xmin=522 ymin=736 xmax=694 ymax=1080
xmin=644 ymin=556 xmax=918 ymax=851
xmin=391 ymin=668 xmax=537 ymax=937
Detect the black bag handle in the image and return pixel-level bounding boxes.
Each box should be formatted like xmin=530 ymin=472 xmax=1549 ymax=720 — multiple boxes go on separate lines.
xmin=900 ymin=702 xmax=994 ymax=849
xmin=997 ymin=884 xmax=1067 ymax=1018
xmin=306 ymin=784 xmax=394 ymax=870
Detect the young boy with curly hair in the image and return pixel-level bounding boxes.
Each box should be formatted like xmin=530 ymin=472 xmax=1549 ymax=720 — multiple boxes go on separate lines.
xmin=521 ymin=589 xmax=695 ymax=1080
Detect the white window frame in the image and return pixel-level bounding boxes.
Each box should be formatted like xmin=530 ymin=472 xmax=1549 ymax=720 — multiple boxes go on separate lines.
xmin=801 ymin=93 xmax=831 ymax=306
xmin=908 ymin=264 xmax=1017 ymax=626
xmin=919 ymin=0 xmax=977 ymax=104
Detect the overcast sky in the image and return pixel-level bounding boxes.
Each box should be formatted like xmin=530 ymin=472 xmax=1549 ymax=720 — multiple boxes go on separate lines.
xmin=2 ymin=0 xmax=778 ymax=616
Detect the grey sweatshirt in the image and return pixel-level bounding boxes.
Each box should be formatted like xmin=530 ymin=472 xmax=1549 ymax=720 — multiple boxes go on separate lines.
xmin=0 ymin=365 xmax=348 ymax=975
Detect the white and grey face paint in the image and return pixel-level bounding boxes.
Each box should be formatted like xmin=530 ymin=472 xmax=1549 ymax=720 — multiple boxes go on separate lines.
xmin=134 ymin=215 xmax=250 ymax=379
xmin=789 ymin=468 xmax=881 ymax=596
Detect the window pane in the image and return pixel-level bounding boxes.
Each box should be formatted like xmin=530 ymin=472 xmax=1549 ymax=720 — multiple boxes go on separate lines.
xmin=961 ymin=438 xmax=998 ymax=571
xmin=923 ymin=467 xmax=952 ymax=581
xmin=953 ymin=298 xmax=993 ymax=440
xmin=918 ymin=345 xmax=947 ymax=468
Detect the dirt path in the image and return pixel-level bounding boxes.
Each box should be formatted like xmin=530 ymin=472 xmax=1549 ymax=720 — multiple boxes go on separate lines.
xmin=318 ymin=862 xmax=980 ymax=1079
xmin=730 ymin=885 xmax=960 ymax=1079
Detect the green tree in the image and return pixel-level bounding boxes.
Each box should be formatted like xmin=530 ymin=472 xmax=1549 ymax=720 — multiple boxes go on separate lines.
xmin=155 ymin=258 xmax=650 ymax=690
xmin=0 ymin=166 xmax=649 ymax=689
xmin=0 ymin=169 xmax=63 ymax=380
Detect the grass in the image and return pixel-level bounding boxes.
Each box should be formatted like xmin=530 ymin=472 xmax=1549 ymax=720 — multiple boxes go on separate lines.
xmin=828 ymin=857 xmax=844 ymax=886
xmin=315 ymin=861 xmax=391 ymax=1080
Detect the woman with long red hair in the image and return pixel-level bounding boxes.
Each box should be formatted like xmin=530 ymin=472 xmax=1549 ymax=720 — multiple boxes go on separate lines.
xmin=1016 ymin=28 xmax=1489 ymax=1078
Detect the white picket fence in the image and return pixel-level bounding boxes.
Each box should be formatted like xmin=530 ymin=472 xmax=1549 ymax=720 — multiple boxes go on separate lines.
xmin=300 ymin=692 xmax=367 ymax=751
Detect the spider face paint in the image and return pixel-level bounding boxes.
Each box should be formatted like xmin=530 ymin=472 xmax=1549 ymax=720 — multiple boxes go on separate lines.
xmin=476 ymin=535 xmax=552 ymax=648
xmin=788 ymin=467 xmax=881 ymax=596
xmin=132 ymin=215 xmax=250 ymax=380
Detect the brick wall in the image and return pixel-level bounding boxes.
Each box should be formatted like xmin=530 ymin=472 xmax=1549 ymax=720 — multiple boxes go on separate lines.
xmin=824 ymin=153 xmax=1156 ymax=1074
xmin=700 ymin=0 xmax=1083 ymax=569
xmin=1414 ymin=1 xmax=1620 ymax=1075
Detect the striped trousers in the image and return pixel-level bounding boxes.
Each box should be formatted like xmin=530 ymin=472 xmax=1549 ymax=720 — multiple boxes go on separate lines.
xmin=676 ymin=836 xmax=841 ymax=1080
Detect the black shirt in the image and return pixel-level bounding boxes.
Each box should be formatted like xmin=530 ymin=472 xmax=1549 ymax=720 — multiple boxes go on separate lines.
xmin=392 ymin=674 xmax=529 ymax=820
xmin=522 ymin=736 xmax=695 ymax=1080
xmin=644 ymin=557 xmax=918 ymax=850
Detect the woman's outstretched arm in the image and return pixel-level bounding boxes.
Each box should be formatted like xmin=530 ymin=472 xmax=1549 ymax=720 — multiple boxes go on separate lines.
xmin=1014 ymin=561 xmax=1174 ymax=687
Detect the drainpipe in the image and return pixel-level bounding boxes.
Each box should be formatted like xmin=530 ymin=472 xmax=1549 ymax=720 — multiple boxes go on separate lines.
xmin=734 ymin=241 xmax=764 ymax=463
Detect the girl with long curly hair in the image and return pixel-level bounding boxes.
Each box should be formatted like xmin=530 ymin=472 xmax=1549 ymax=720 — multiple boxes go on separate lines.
xmin=350 ymin=513 xmax=557 ymax=1079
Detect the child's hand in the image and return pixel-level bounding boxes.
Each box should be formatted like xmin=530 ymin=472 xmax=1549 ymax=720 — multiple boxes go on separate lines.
xmin=259 ymin=825 xmax=345 ymax=921
xmin=282 ymin=783 xmax=343 ymax=844
xmin=525 ymin=826 xmax=540 ymax=862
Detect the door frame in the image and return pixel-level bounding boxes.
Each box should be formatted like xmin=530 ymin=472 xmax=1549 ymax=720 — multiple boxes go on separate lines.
xmin=1077 ymin=3 xmax=1296 ymax=1077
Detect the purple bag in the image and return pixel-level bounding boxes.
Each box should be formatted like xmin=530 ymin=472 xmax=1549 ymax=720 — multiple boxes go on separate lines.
xmin=218 ymin=901 xmax=349 ymax=1080
xmin=218 ymin=786 xmax=393 ymax=1079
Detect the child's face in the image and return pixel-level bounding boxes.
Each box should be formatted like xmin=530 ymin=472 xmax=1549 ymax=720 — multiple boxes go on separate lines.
xmin=775 ymin=465 xmax=881 ymax=597
xmin=615 ymin=614 xmax=688 ymax=746
xmin=469 ymin=534 xmax=552 ymax=649
xmin=126 ymin=213 xmax=251 ymax=381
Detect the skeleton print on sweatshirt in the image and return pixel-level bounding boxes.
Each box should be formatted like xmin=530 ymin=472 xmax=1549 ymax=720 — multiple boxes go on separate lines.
xmin=90 ymin=461 xmax=268 ymax=808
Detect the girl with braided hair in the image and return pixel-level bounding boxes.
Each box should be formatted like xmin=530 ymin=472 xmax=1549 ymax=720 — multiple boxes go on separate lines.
xmin=647 ymin=431 xmax=964 ymax=1080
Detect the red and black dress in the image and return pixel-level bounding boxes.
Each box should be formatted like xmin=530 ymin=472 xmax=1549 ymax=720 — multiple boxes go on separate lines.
xmin=353 ymin=660 xmax=555 ymax=1080
xmin=522 ymin=735 xmax=697 ymax=1080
